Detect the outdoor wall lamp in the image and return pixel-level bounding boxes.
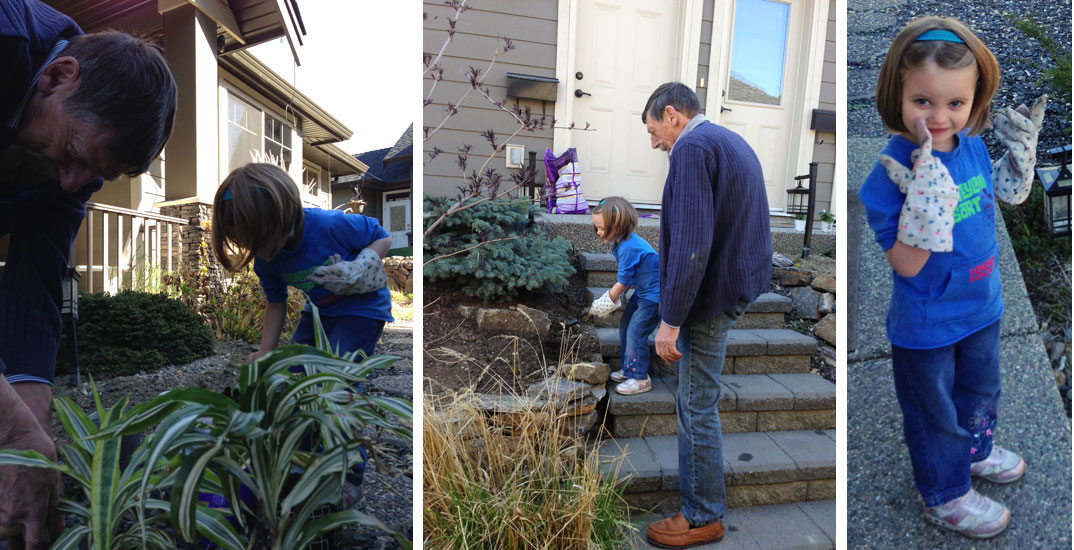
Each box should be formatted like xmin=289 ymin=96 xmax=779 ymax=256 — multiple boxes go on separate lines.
xmin=1037 ymin=144 xmax=1072 ymax=239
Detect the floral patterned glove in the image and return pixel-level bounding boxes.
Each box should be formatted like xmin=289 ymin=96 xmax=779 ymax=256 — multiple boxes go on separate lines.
xmin=589 ymin=290 xmax=621 ymax=318
xmin=992 ymin=94 xmax=1047 ymax=205
xmin=306 ymin=248 xmax=387 ymax=295
xmin=878 ymin=118 xmax=961 ymax=253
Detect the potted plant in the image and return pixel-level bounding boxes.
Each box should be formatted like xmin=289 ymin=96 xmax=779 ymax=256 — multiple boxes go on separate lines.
xmin=794 ymin=213 xmax=807 ymax=232
xmin=819 ymin=210 xmax=836 ymax=232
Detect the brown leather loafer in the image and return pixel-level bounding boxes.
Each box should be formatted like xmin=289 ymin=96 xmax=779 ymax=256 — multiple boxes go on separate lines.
xmin=646 ymin=512 xmax=724 ymax=548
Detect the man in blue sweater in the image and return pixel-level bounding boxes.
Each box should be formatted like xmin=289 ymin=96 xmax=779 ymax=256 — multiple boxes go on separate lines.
xmin=642 ymin=83 xmax=772 ymax=548
xmin=0 ymin=1 xmax=176 ymax=546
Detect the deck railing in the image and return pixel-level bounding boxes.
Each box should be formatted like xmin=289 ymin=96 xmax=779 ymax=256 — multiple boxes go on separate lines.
xmin=76 ymin=202 xmax=189 ymax=294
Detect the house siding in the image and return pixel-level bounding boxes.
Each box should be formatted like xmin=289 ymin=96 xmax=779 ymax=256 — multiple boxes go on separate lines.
xmin=697 ymin=0 xmax=715 ymax=113
xmin=423 ymin=1 xmax=558 ymax=199
xmin=809 ymin=0 xmax=836 ymax=217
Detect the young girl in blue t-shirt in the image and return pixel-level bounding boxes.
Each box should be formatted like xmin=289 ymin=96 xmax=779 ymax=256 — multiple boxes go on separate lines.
xmin=857 ymin=16 xmax=1046 ymax=539
xmin=210 ymin=163 xmax=394 ymax=362
xmin=590 ymin=197 xmax=660 ymax=396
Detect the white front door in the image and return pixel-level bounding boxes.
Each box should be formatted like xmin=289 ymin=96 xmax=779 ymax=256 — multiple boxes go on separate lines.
xmin=715 ymin=0 xmax=804 ymax=211
xmin=382 ymin=192 xmax=411 ymax=249
xmin=571 ymin=0 xmax=680 ymax=205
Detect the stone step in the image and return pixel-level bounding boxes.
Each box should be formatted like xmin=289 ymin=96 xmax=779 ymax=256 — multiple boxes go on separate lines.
xmin=598 ymin=429 xmax=836 ymax=511
xmin=607 ymin=374 xmax=835 ymax=438
xmin=598 ymin=327 xmax=816 ymax=375
xmin=626 ymin=500 xmax=835 ymax=549
xmin=586 ymin=289 xmax=791 ymax=329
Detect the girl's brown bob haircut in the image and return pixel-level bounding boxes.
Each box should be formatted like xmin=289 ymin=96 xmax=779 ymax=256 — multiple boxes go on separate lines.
xmin=211 ymin=163 xmax=304 ymax=272
xmin=592 ymin=197 xmax=638 ymax=243
xmin=876 ymin=16 xmax=1000 ymax=136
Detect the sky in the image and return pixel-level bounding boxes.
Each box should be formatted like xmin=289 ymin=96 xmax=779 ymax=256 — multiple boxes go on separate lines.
xmin=248 ymin=1 xmax=418 ymax=155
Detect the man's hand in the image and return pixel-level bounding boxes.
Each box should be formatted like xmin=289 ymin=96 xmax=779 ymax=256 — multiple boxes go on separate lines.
xmin=0 ymin=379 xmax=62 ymax=549
xmin=655 ymin=322 xmax=682 ymax=363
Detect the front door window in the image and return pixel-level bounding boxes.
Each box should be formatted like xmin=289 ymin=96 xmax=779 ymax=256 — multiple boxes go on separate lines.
xmin=727 ymin=0 xmax=790 ymax=106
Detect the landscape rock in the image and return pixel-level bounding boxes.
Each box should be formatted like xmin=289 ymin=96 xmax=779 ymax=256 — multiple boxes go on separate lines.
xmin=562 ymin=395 xmax=599 ymax=416
xmin=516 ymin=305 xmax=552 ymax=337
xmin=472 ymin=393 xmax=547 ymax=414
xmin=476 ymin=307 xmax=550 ymax=337
xmin=591 ymin=384 xmax=607 ymax=402
xmin=791 ymin=286 xmax=821 ymax=320
xmin=772 ymin=252 xmax=795 ymax=267
xmin=814 ymin=314 xmax=836 ymax=345
xmin=525 ymin=377 xmax=591 ymax=403
xmin=774 ymin=268 xmax=804 ymax=286
xmin=819 ymin=292 xmax=836 ymax=315
xmin=811 ymin=275 xmax=836 ymax=294
xmin=383 ymin=256 xmax=413 ymax=293
xmin=457 ymin=305 xmax=477 ymax=319
xmin=558 ymin=361 xmax=611 ymax=385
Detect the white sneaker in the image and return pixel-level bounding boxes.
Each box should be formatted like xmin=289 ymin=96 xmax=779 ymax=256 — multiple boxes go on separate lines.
xmin=609 ymin=370 xmax=627 ymax=382
xmin=615 ymin=377 xmax=652 ymax=395
xmin=924 ymin=489 xmax=1010 ymax=539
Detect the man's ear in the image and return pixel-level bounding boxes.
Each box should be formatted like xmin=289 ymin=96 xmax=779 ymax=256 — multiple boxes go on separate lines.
xmin=664 ymin=105 xmax=682 ymax=127
xmin=36 ymin=56 xmax=81 ymax=95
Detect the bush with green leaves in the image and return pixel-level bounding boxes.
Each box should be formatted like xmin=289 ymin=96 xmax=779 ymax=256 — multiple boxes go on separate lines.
xmin=57 ymin=291 xmax=215 ymax=378
xmin=424 ymin=195 xmax=575 ymax=301
xmin=3 ymin=304 xmax=412 ymax=549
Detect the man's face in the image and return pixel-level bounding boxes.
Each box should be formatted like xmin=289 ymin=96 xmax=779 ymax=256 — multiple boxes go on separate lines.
xmin=645 ymin=109 xmax=681 ymax=153
xmin=16 ymin=58 xmax=122 ymax=192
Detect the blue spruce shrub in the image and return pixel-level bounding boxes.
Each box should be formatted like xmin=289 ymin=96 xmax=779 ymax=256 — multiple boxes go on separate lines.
xmin=424 ymin=195 xmax=575 ymax=301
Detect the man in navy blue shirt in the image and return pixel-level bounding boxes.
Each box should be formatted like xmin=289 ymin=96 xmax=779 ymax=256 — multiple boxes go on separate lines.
xmin=0 ymin=1 xmax=176 ymax=546
xmin=641 ymin=83 xmax=771 ymax=549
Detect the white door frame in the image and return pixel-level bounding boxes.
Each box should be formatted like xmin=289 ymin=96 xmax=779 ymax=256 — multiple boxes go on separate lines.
xmin=708 ymin=0 xmax=826 ymax=211
xmin=382 ymin=191 xmax=412 ymax=248
xmin=553 ymin=0 xmax=705 ymax=153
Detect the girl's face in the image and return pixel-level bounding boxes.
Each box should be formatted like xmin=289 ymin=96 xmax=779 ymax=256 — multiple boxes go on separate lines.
xmin=592 ymin=212 xmax=612 ymax=242
xmin=899 ymin=59 xmax=977 ymax=153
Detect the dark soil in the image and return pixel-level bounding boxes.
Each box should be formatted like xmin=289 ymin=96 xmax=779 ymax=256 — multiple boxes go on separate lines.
xmin=423 ymin=253 xmax=596 ymax=396
xmin=42 ymin=323 xmax=414 ymax=549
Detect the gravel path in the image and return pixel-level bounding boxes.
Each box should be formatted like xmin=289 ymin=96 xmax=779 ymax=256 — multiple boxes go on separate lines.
xmin=848 ymin=0 xmax=1071 ymax=157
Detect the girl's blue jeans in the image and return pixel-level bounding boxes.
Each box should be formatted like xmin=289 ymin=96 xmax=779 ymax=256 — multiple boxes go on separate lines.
xmin=890 ymin=320 xmax=1001 ymax=507
xmin=290 ymin=312 xmax=386 ymax=485
xmin=675 ymin=300 xmax=750 ymax=526
xmin=619 ymin=295 xmax=661 ymax=380
xmin=290 ymin=312 xmax=385 ymax=356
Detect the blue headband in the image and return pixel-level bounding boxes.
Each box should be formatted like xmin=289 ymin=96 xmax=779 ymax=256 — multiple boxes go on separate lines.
xmin=915 ymin=29 xmax=964 ymax=43
xmin=221 ymin=188 xmax=233 ymax=200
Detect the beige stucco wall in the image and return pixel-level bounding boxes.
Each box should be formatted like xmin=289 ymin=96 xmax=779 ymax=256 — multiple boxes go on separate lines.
xmin=423 ymin=1 xmax=559 ymax=199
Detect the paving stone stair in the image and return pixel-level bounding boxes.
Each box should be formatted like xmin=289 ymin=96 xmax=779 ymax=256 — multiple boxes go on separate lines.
xmin=580 ymin=251 xmax=834 ymax=527
xmin=626 ymin=500 xmax=835 ymax=549
xmin=586 ymin=286 xmax=791 ymax=329
xmin=598 ymin=429 xmax=836 ymax=512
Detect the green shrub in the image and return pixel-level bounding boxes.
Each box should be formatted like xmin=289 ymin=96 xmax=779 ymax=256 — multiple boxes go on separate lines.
xmin=58 ymin=291 xmax=215 ymax=378
xmin=424 ymin=195 xmax=575 ymax=301
xmin=1007 ymin=15 xmax=1072 ymax=122
xmin=164 ymin=263 xmax=304 ymax=344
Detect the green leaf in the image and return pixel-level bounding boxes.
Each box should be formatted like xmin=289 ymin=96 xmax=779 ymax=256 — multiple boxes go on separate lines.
xmin=89 ymin=403 xmax=123 ymax=550
xmin=0 ymin=449 xmax=69 ymax=474
xmin=48 ymin=525 xmax=90 ymax=550
xmin=53 ymin=395 xmax=97 ymax=454
xmin=172 ymin=444 xmax=224 ymax=541
xmin=194 ymin=505 xmax=246 ymax=550
xmin=290 ymin=509 xmax=401 ymax=550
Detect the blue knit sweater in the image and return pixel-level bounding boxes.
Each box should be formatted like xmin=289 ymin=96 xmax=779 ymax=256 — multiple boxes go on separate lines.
xmin=659 ymin=119 xmax=772 ymax=326
xmin=0 ymin=0 xmax=90 ymax=384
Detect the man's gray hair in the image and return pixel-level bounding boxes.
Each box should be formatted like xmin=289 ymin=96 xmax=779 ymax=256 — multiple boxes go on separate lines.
xmin=642 ymin=82 xmax=700 ymax=123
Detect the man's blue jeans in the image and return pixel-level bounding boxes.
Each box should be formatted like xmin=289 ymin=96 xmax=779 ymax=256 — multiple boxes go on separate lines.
xmin=675 ymin=300 xmax=750 ymax=526
xmin=619 ymin=295 xmax=661 ymax=380
xmin=890 ymin=320 xmax=1002 ymax=507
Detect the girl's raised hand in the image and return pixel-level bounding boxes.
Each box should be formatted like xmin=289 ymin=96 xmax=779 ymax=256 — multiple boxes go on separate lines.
xmin=992 ymin=94 xmax=1047 ymax=205
xmin=877 ymin=117 xmax=960 ymax=253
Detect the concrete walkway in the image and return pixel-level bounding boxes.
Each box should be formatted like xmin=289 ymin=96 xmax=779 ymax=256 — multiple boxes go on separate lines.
xmin=847 ymin=137 xmax=1072 ymax=549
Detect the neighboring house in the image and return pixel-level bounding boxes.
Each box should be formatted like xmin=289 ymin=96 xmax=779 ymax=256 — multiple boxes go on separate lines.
xmin=423 ymin=0 xmax=837 ymax=226
xmin=16 ymin=0 xmax=368 ymax=293
xmin=335 ymin=124 xmax=414 ymax=250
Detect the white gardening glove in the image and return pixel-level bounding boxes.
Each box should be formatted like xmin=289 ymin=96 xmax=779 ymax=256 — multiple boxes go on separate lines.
xmin=306 ymin=248 xmax=388 ymax=295
xmin=588 ymin=290 xmax=621 ymax=318
xmin=992 ymin=94 xmax=1047 ymax=205
xmin=878 ymin=118 xmax=960 ymax=253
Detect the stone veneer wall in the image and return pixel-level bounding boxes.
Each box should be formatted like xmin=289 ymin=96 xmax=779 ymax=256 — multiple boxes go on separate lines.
xmin=159 ymin=202 xmax=225 ymax=285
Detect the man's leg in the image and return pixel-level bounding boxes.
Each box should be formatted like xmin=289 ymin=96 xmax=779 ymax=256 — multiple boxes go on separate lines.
xmin=674 ymin=302 xmax=747 ymax=525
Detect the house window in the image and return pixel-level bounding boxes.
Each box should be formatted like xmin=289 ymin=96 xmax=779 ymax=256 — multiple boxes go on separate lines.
xmin=302 ymin=162 xmax=325 ymax=197
xmin=226 ymin=92 xmax=293 ymax=171
xmin=264 ymin=114 xmax=293 ymax=169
